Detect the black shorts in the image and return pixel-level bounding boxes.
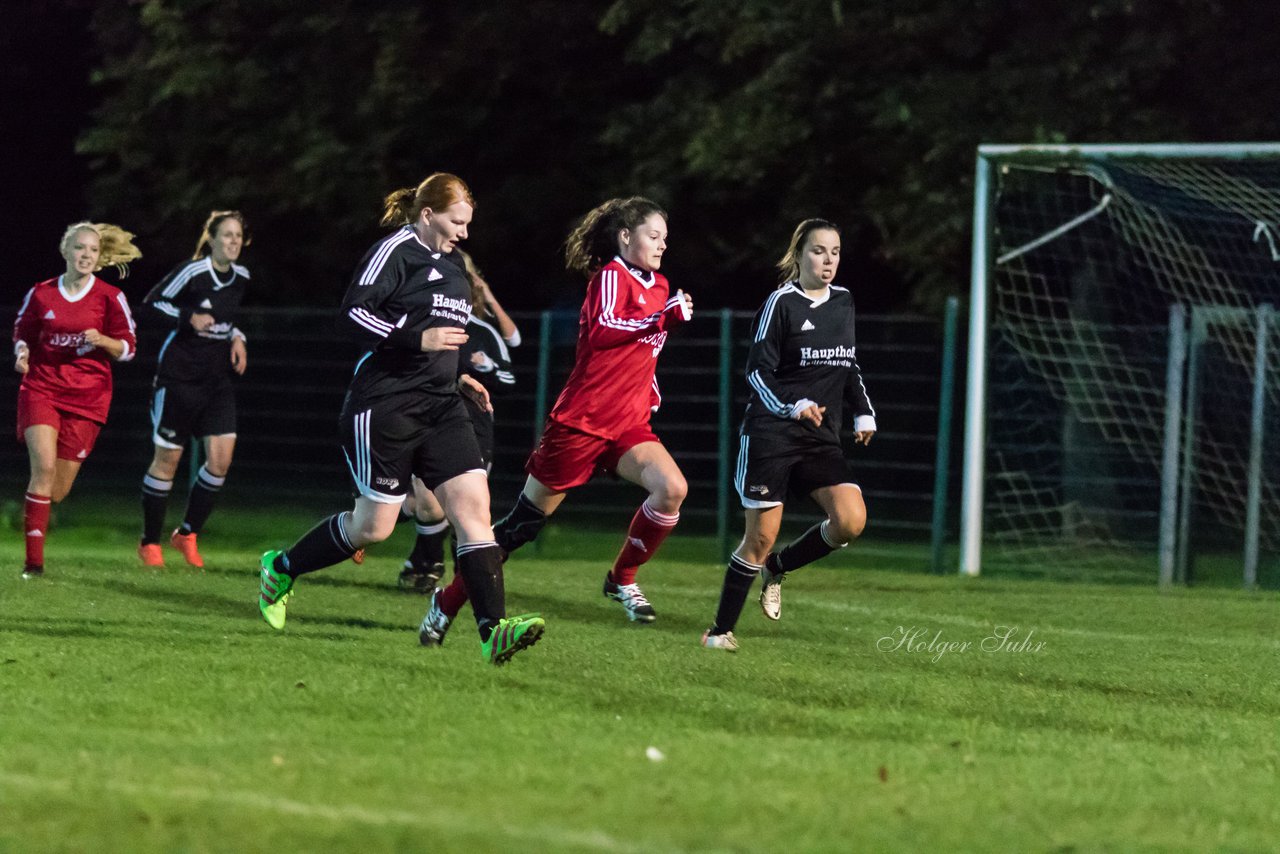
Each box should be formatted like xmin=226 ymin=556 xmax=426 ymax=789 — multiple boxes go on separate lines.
xmin=734 ymin=434 xmax=858 ymax=509
xmin=463 ymin=395 xmax=495 ymax=470
xmin=339 ymin=392 xmax=485 ymax=501
xmin=150 ymin=376 xmax=236 ymax=449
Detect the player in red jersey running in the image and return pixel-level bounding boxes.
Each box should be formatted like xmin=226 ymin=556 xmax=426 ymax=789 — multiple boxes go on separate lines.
xmin=12 ymin=222 xmax=141 ymax=578
xmin=420 ymin=197 xmax=693 ymax=640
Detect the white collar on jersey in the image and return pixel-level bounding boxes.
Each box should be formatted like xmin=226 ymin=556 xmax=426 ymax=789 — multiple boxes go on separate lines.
xmin=613 ymin=255 xmax=656 ymax=288
xmin=786 ymin=280 xmax=832 ymax=307
xmin=57 ymin=274 xmax=97 ymax=303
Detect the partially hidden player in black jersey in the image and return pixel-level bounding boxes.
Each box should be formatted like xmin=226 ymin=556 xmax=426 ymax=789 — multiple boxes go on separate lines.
xmin=702 ymin=218 xmax=876 ymax=652
xmin=397 ymin=249 xmax=519 ymax=597
xmin=137 ymin=211 xmax=250 ymax=570
xmin=254 ymin=173 xmax=544 ymax=665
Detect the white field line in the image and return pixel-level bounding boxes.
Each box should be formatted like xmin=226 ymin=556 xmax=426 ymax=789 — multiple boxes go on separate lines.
xmin=657 ymin=581 xmax=1280 ymax=650
xmin=0 ymin=771 xmax=669 ymax=854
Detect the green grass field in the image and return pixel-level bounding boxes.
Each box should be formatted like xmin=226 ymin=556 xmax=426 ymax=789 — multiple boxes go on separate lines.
xmin=2 ymin=503 xmax=1278 ymax=852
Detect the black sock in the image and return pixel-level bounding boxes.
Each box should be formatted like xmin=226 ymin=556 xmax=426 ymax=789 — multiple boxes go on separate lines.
xmin=280 ymin=512 xmax=359 ymax=577
xmin=493 ymin=494 xmax=548 ymax=555
xmin=180 ymin=465 xmax=224 ymax=535
xmin=455 ymin=541 xmax=505 ymax=640
xmin=408 ymin=520 xmax=448 ymax=567
xmin=140 ymin=474 xmax=172 ymax=545
xmin=775 ymin=520 xmax=846 ymax=574
xmin=712 ymin=555 xmax=762 ymax=634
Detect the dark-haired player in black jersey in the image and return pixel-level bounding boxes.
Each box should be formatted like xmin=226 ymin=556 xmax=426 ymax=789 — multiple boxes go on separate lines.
xmin=137 ymin=211 xmax=251 ymax=570
xmin=702 ymin=218 xmax=876 ymax=652
xmin=255 ymin=173 xmax=544 ymax=666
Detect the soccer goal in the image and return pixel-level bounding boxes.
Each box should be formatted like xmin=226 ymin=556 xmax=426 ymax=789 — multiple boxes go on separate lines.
xmin=961 ymin=143 xmax=1280 ymax=584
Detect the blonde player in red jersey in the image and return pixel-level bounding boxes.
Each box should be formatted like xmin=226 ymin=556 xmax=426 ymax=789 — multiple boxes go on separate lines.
xmin=12 ymin=222 xmax=141 ymax=578
xmin=420 ymin=197 xmax=692 ymax=640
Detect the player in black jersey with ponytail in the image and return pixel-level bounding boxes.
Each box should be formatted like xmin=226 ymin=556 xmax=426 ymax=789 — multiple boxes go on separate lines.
xmin=137 ymin=211 xmax=250 ymax=569
xmin=702 ymin=219 xmax=876 ymax=652
xmin=255 ymin=173 xmax=544 ymax=665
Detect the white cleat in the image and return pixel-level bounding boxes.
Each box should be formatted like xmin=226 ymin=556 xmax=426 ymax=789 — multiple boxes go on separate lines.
xmin=700 ymin=629 xmax=739 ymax=652
xmin=759 ymin=562 xmax=784 ymax=621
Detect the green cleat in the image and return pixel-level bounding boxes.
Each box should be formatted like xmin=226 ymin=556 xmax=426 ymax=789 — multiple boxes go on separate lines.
xmin=481 ymin=614 xmax=545 ymax=666
xmin=258 ymin=550 xmax=294 ymax=630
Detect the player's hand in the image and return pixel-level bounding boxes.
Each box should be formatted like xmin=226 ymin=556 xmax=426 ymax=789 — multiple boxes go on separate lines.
xmin=458 ymin=374 xmax=492 ymax=413
xmin=230 ymin=336 xmax=248 ymax=375
xmin=421 ymin=327 xmax=468 ymax=352
xmin=13 ymin=345 xmax=28 ymax=375
xmin=190 ymin=312 xmax=215 ymax=332
xmin=797 ymin=404 xmax=826 ymax=427
xmin=675 ymin=289 xmax=693 ymax=320
xmin=82 ymin=328 xmax=109 ymax=349
xmin=854 ymin=430 xmax=875 ymax=446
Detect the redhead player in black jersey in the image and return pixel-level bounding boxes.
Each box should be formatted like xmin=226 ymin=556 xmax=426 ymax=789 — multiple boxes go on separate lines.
xmin=136 ymin=211 xmax=251 ymax=569
xmin=702 ymin=218 xmax=876 ymax=652
xmin=422 ymin=197 xmax=694 ymax=641
xmin=12 ymin=222 xmax=141 ymax=578
xmin=255 ymin=173 xmax=544 ymax=665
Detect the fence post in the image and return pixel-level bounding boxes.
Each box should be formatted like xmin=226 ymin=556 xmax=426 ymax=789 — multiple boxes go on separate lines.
xmin=716 ymin=309 xmax=734 ymax=559
xmin=534 ymin=310 xmax=553 ymax=444
xmin=930 ymin=297 xmax=959 ymax=573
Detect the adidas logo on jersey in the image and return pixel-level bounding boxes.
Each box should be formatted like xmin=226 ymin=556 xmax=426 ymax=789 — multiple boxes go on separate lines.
xmin=638 ymin=295 xmax=646 ymax=305
xmin=801 ymin=319 xmax=816 ymax=331
xmin=44 ymin=310 xmax=56 ymax=320
xmin=427 ymin=268 xmax=444 ymax=282
xmin=77 ymin=449 xmax=88 ymax=459
xmin=200 ymin=299 xmax=213 ymax=309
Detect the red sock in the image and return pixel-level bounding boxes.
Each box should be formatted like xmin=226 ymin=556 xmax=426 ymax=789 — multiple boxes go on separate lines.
xmin=24 ymin=492 xmax=51 ymax=567
xmin=609 ymin=500 xmax=679 ymax=586
xmin=438 ymin=571 xmax=469 ymax=618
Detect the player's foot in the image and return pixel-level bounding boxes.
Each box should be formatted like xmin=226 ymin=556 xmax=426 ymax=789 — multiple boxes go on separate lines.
xmin=759 ymin=555 xmax=784 ymax=621
xmin=258 ymin=550 xmax=294 ymax=630
xmin=170 ymin=529 xmax=204 ymax=568
xmin=399 ymin=560 xmax=444 ymax=594
xmin=481 ymin=614 xmax=545 ymax=665
xmin=701 ymin=629 xmax=739 ymax=652
xmin=350 ymin=548 xmax=365 ymax=565
xmin=137 ymin=542 xmax=165 ymax=568
xmin=418 ymin=587 xmax=454 ymax=646
xmin=20 ymin=564 xmax=44 ymax=580
xmin=603 ymin=576 xmax=657 ymax=622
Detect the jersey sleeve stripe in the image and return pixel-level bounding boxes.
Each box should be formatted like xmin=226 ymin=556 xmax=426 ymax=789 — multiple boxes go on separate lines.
xmin=358 ymin=228 xmax=412 ymax=286
xmin=598 ymin=269 xmax=654 ymax=331
xmin=349 ymin=307 xmax=396 ymax=337
xmin=755 ymin=288 xmax=787 ymax=343
xmin=748 ymin=369 xmax=791 ymax=417
xmin=161 ymin=260 xmax=207 ymax=299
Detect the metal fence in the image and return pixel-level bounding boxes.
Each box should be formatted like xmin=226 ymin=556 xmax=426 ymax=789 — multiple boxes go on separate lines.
xmin=1 ymin=306 xmax=958 ymax=563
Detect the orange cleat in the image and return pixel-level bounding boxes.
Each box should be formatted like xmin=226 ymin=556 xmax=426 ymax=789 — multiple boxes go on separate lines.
xmin=351 ymin=548 xmax=365 ymax=565
xmin=137 ymin=542 xmax=165 ymax=568
xmin=170 ymin=529 xmax=204 ymax=568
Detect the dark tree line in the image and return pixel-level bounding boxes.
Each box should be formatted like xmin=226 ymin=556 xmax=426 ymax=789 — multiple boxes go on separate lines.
xmin=13 ymin=0 xmax=1280 ymax=311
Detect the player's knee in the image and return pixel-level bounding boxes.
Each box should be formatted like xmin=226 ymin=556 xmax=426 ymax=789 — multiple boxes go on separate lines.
xmin=352 ymin=514 xmax=396 ymax=546
xmin=652 ymin=473 xmax=687 ymax=512
xmin=830 ymin=506 xmax=866 ymax=542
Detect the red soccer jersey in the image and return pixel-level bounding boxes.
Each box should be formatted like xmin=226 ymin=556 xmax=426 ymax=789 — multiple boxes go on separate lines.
xmin=13 ymin=275 xmax=138 ymax=423
xmin=547 ymin=257 xmax=691 ymax=439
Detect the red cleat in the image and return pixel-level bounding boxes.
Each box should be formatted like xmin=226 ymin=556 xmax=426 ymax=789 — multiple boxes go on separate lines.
xmin=170 ymin=529 xmax=204 ymax=568
xmin=137 ymin=543 xmax=165 ymax=568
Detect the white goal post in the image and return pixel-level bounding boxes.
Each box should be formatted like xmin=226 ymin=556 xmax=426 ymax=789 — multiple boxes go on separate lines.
xmin=962 ymin=142 xmax=1280 ymax=579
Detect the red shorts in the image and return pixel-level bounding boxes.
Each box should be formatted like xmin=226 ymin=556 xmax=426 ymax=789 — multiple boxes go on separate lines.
xmin=16 ymin=389 xmax=103 ymax=462
xmin=526 ymin=420 xmax=661 ymax=492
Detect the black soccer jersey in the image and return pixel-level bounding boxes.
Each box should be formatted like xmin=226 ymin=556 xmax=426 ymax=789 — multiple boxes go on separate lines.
xmin=459 ymin=315 xmax=515 ymax=393
xmin=741 ymin=282 xmax=876 ymax=444
xmin=340 ymin=225 xmax=472 ymax=401
xmin=143 ymin=257 xmax=249 ymax=384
